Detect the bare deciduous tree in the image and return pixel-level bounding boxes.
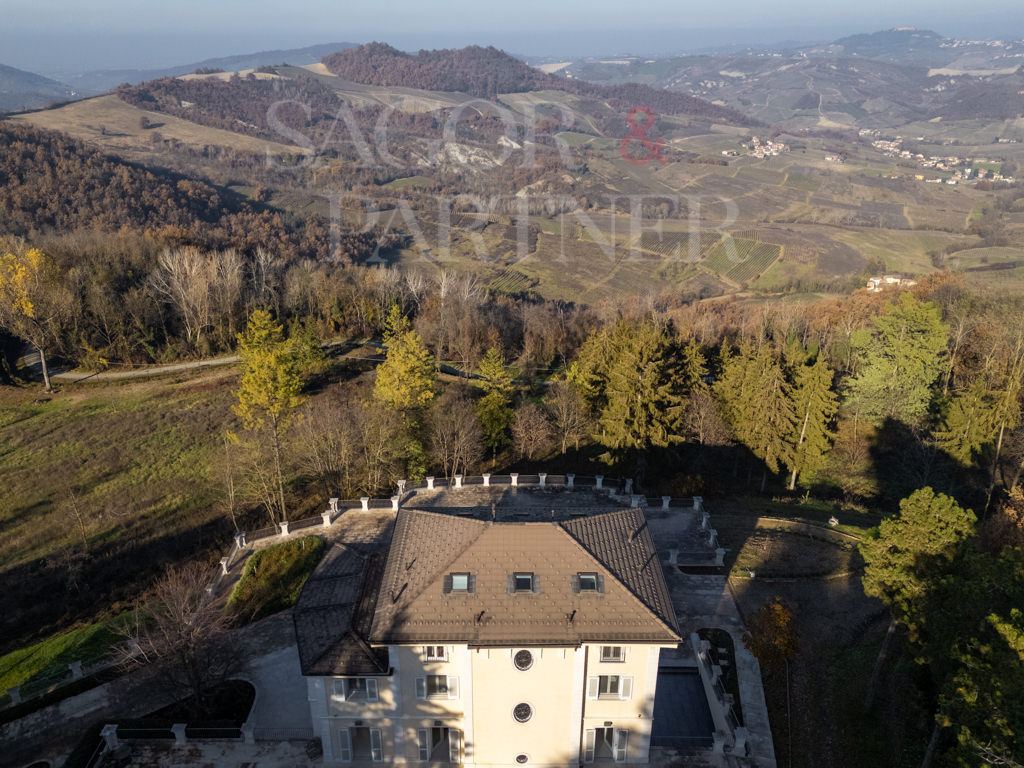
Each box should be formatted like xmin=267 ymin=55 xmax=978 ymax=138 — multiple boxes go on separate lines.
xmin=512 ymin=402 xmax=554 ymax=460
xmin=427 ymin=390 xmax=483 ymax=478
xmin=681 ymin=389 xmax=732 ymax=448
xmin=150 ymin=247 xmax=214 ymax=350
xmin=544 ymin=379 xmax=591 ymax=453
xmin=113 ymin=562 xmax=238 ymax=715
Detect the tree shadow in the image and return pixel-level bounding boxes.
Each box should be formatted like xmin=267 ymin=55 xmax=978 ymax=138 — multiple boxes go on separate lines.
xmin=869 ymin=417 xmax=983 ymax=512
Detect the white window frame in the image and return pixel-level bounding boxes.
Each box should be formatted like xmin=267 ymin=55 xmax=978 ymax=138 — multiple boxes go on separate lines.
xmin=332 ymin=677 xmax=379 ymax=702
xmin=583 ymin=729 xmax=596 ymax=763
xmin=423 ymin=645 xmax=448 ymax=662
xmin=417 ymin=727 xmax=460 ymax=763
xmin=514 ymin=572 xmax=534 ymax=592
xmin=338 ymin=727 xmax=352 ymax=762
xmin=451 ymin=572 xmax=470 ymax=591
xmin=578 ymin=572 xmax=599 ymax=591
xmin=613 ymin=729 xmax=628 ymax=762
xmin=417 ymin=729 xmax=430 ymax=761
xmin=600 ymin=645 xmax=625 ymax=662
xmin=587 ymin=675 xmax=633 ymax=700
xmin=370 ymin=728 xmax=383 ymax=762
xmin=416 ymin=674 xmax=459 ymax=700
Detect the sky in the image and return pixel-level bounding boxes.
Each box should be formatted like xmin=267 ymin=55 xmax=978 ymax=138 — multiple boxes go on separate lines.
xmin=4 ymin=0 xmax=1024 ymax=75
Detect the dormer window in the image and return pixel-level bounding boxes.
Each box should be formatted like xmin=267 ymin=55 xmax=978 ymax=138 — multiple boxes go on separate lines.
xmin=443 ymin=572 xmax=474 ymax=594
xmin=578 ymin=573 xmax=598 ymax=592
xmin=573 ymin=572 xmax=604 ymax=593
xmin=509 ymin=572 xmax=538 ymax=593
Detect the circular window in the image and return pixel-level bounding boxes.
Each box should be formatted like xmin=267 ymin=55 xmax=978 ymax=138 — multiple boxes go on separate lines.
xmin=513 ymin=702 xmax=533 ymax=723
xmin=513 ymin=649 xmax=534 ymax=671
xmin=516 ymin=755 xmax=529 ymax=764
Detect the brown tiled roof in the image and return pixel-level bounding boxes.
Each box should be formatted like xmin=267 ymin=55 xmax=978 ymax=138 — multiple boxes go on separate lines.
xmin=294 ymin=544 xmax=390 ymax=676
xmin=562 ymin=508 xmax=678 ymax=632
xmin=369 ymin=507 xmax=680 ymax=646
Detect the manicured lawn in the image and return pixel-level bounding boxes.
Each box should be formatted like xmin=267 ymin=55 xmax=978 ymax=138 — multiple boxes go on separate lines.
xmin=228 ymin=536 xmax=326 ymax=623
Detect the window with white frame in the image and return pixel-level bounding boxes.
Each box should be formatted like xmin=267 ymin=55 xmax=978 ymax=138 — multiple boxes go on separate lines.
xmin=600 ymin=645 xmax=625 ymax=662
xmin=513 ymin=572 xmax=535 ymax=592
xmin=586 ymin=674 xmax=633 ymax=700
xmin=423 ymin=645 xmax=448 ymax=661
xmin=416 ymin=674 xmax=459 ymax=700
xmin=338 ymin=726 xmax=383 ymax=762
xmin=578 ymin=572 xmax=599 ymax=591
xmin=331 ymin=677 xmax=379 ymax=702
xmin=417 ymin=727 xmax=461 ymax=763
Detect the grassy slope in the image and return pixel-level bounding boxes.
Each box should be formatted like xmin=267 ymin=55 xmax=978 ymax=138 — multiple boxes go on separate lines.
xmin=0 ymin=373 xmax=235 ymax=570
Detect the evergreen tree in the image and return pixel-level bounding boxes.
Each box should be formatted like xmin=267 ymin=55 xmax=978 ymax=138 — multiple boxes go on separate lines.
xmin=934 ymin=380 xmax=998 ymax=467
xmin=596 ymin=320 xmax=683 ymax=453
xmin=373 ymin=305 xmax=436 ymax=414
xmin=233 ymin=309 xmax=305 ymax=524
xmin=716 ymin=344 xmax=796 ymax=491
xmin=860 ymin=487 xmax=976 ymax=642
xmin=678 ymin=339 xmax=708 ymax=393
xmin=786 ymin=356 xmax=838 ymax=490
xmin=475 ymin=348 xmax=516 ymax=453
xmin=845 ymin=293 xmax=948 ymax=426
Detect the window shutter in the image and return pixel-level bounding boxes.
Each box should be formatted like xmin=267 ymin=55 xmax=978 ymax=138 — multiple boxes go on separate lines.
xmin=366 ymin=678 xmax=379 ymax=701
xmin=532 ymin=574 xmax=540 ymax=594
xmin=614 ymin=729 xmax=628 ymax=762
xmin=583 ymin=729 xmax=596 ymax=763
xmin=332 ymin=679 xmax=346 ymax=700
xmin=586 ymin=676 xmax=599 ymax=699
xmin=622 ymin=646 xmax=630 ymax=660
xmin=370 ymin=728 xmax=383 ymax=761
xmin=468 ymin=573 xmax=476 ymax=593
xmin=417 ymin=729 xmax=429 ymax=761
xmin=415 ymin=676 xmax=426 ymax=700
xmin=572 ymin=574 xmax=580 ymax=593
xmin=507 ymin=574 xmax=515 ymax=593
xmin=443 ymin=574 xmax=453 ymax=594
xmin=597 ymin=574 xmax=605 ymax=593
xmin=338 ymin=728 xmax=352 ymax=761
xmin=449 ymin=728 xmax=462 ymax=764
xmin=620 ymin=676 xmax=633 ymax=700
xmin=447 ymin=675 xmax=459 ymax=699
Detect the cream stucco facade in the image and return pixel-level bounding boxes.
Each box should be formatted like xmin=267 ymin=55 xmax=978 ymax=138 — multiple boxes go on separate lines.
xmin=308 ymin=641 xmax=675 ymax=766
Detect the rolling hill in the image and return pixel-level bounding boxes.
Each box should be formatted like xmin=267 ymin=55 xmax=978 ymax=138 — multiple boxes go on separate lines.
xmin=0 ymin=63 xmax=76 ymax=113
xmin=59 ymin=42 xmax=358 ymax=95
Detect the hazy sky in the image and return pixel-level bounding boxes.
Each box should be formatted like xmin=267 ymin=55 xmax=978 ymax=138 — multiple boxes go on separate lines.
xmin=4 ymin=0 xmax=1023 ymax=74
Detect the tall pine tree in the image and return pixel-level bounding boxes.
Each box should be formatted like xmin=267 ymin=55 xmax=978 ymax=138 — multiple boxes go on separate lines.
xmin=845 ymin=293 xmax=948 ymax=426
xmin=786 ymin=355 xmax=838 ymax=490
xmin=595 ymin=320 xmax=684 ymax=453
xmin=716 ymin=344 xmax=797 ymax=491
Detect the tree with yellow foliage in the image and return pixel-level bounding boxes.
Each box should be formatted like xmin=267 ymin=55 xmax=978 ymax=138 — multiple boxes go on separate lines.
xmin=0 ymin=246 xmax=72 ymax=391
xmin=233 ymin=309 xmax=305 ymax=524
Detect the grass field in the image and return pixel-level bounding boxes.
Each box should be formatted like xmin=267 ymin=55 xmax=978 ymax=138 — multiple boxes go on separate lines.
xmin=0 ymin=372 xmax=247 ymax=659
xmin=0 ymin=374 xmax=235 ymax=570
xmin=0 ymin=618 xmax=123 ymax=694
xmin=228 ymin=536 xmax=326 ymax=623
xmin=11 ymin=94 xmax=303 ymax=156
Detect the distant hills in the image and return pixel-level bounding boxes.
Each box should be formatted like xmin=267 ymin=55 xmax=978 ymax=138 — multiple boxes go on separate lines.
xmin=322 ymin=43 xmax=753 ymax=123
xmin=0 ymin=63 xmax=76 ymax=113
xmin=552 ymin=28 xmax=1024 ymax=130
xmin=59 ymin=42 xmax=358 ymax=95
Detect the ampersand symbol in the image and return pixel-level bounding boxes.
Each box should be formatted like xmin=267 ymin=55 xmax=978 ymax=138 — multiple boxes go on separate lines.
xmin=619 ymin=105 xmax=666 ymax=166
